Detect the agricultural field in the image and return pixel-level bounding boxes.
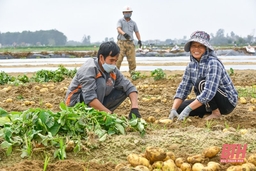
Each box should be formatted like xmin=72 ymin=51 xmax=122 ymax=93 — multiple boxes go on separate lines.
xmin=0 ymin=67 xmax=256 ymax=171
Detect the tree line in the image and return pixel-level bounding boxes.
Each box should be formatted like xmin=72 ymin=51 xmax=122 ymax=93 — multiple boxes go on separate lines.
xmin=0 ymin=30 xmax=67 ymax=46
xmin=0 ymin=29 xmax=255 ymax=47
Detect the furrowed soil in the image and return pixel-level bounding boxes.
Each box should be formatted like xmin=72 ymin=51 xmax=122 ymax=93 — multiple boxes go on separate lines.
xmin=0 ymin=67 xmax=256 ymax=171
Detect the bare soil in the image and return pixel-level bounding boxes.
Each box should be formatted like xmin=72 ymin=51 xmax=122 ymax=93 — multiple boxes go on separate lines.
xmin=0 ymin=66 xmax=256 ymax=171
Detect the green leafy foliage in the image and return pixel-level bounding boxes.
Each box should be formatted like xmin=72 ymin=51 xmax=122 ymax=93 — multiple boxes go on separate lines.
xmin=0 ymin=71 xmax=16 ymax=85
xmin=0 ymin=103 xmax=147 ymax=158
xmin=228 ymin=68 xmax=234 ymax=76
xmin=151 ymin=68 xmax=166 ymax=80
xmin=131 ymin=71 xmax=142 ymax=81
xmin=0 ymin=66 xmax=77 ymax=85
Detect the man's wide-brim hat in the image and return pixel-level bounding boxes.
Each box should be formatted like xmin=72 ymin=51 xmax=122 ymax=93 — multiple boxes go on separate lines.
xmin=184 ymin=31 xmax=214 ymax=52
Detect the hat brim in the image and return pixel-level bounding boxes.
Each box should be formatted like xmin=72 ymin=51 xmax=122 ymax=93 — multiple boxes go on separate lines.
xmin=184 ymin=38 xmax=214 ymax=52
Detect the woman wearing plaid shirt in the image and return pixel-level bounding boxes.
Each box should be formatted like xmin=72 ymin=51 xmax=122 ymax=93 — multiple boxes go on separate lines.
xmin=169 ymin=31 xmax=238 ymax=121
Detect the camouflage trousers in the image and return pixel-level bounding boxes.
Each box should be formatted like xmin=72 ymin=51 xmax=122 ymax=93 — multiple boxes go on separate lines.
xmin=116 ymin=40 xmax=136 ymax=73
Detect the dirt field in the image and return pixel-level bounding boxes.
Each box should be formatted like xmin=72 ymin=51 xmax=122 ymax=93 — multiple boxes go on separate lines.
xmin=0 ymin=68 xmax=256 ymax=171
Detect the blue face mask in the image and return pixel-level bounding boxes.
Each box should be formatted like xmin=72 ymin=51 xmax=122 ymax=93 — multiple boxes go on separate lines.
xmin=102 ymin=63 xmax=116 ymax=73
xmin=124 ymin=13 xmax=132 ymax=18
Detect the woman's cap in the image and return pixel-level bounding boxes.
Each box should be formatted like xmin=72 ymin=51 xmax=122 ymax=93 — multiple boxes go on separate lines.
xmin=184 ymin=31 xmax=214 ymax=52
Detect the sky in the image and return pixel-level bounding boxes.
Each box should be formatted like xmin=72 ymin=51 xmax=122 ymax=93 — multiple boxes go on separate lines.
xmin=0 ymin=0 xmax=256 ymax=43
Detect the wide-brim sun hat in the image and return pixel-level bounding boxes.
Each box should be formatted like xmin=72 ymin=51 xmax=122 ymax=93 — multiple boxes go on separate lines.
xmin=184 ymin=31 xmax=214 ymax=52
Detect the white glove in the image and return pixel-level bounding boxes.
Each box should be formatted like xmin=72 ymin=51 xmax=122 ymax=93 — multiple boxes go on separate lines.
xmin=177 ymin=106 xmax=192 ymax=121
xmin=169 ymin=109 xmax=179 ymax=120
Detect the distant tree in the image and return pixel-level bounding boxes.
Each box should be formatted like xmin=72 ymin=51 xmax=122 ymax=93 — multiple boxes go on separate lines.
xmin=82 ymin=35 xmax=91 ymax=45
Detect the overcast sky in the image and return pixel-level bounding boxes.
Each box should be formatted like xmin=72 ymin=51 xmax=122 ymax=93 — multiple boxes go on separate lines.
xmin=0 ymin=0 xmax=256 ymax=43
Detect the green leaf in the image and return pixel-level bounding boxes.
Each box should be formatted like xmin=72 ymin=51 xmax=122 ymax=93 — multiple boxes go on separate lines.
xmin=1 ymin=141 xmax=13 ymax=156
xmin=0 ymin=108 xmax=8 ymax=117
xmin=48 ymin=122 xmax=61 ymax=136
xmin=115 ymin=123 xmax=125 ymax=135
xmin=129 ymin=119 xmax=138 ymax=127
xmin=99 ymin=133 xmax=107 ymax=142
xmin=137 ymin=122 xmax=144 ymax=132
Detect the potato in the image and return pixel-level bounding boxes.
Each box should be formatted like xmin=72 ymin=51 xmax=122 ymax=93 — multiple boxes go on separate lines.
xmin=191 ymin=163 xmax=204 ymax=171
xmin=134 ymin=165 xmax=150 ymax=171
xmin=40 ymin=88 xmax=49 ymax=93
xmin=45 ymin=102 xmax=53 ymax=108
xmin=145 ymin=116 xmax=156 ymax=123
xmin=162 ymin=159 xmax=179 ymax=171
xmin=175 ymin=157 xmax=185 ymax=167
xmin=207 ymin=161 xmax=220 ymax=171
xmin=241 ymin=163 xmax=256 ymax=171
xmin=248 ymin=106 xmax=256 ymax=112
xmin=187 ymin=154 xmax=204 ymax=164
xmin=250 ymin=98 xmax=256 ymax=103
xmin=226 ymin=165 xmax=242 ymax=171
xmin=152 ymin=161 xmax=163 ymax=169
xmin=5 ymin=98 xmax=13 ymax=103
xmin=158 ymin=118 xmax=173 ymax=124
xmin=145 ymin=146 xmax=166 ymax=163
xmin=34 ymin=85 xmax=41 ymax=90
xmin=180 ymin=163 xmax=191 ymax=171
xmin=239 ymin=129 xmax=248 ymax=135
xmin=202 ymin=146 xmax=220 ymax=158
xmin=127 ymin=154 xmax=150 ymax=167
xmin=239 ymin=97 xmax=247 ymax=104
xmin=164 ymin=151 xmax=176 ymax=161
xmin=248 ymin=153 xmax=256 ymax=166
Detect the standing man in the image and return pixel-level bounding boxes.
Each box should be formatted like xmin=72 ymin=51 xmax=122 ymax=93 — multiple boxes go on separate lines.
xmin=116 ymin=6 xmax=142 ymax=75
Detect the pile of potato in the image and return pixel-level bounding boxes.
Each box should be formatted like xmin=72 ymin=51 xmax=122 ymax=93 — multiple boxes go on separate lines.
xmin=115 ymin=146 xmax=256 ymax=171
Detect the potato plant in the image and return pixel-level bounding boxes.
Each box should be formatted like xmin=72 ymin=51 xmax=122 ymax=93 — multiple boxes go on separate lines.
xmin=0 ymin=102 xmax=147 ymax=158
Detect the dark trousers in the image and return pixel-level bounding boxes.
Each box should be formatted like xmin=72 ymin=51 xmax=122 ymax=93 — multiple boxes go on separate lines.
xmin=177 ymin=78 xmax=235 ymax=118
xmin=80 ymin=77 xmax=127 ymax=112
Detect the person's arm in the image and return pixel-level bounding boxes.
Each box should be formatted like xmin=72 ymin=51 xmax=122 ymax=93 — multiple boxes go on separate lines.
xmin=89 ymin=99 xmax=112 ymax=114
xmin=117 ymin=27 xmax=125 ymax=35
xmin=187 ymin=99 xmax=203 ymax=110
xmin=128 ymin=92 xmax=139 ymax=109
xmin=135 ymin=31 xmax=141 ymax=41
xmin=171 ymin=98 xmax=183 ymax=110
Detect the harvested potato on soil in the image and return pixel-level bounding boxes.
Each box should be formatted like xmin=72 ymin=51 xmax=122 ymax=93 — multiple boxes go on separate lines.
xmin=239 ymin=97 xmax=247 ymax=104
xmin=248 ymin=153 xmax=256 ymax=166
xmin=157 ymin=118 xmax=173 ymax=124
xmin=202 ymin=146 xmax=220 ymax=158
xmin=45 ymin=102 xmax=53 ymax=108
xmin=164 ymin=151 xmax=176 ymax=161
xmin=152 ymin=161 xmax=163 ymax=169
xmin=134 ymin=165 xmax=150 ymax=171
xmin=248 ymin=106 xmax=256 ymax=112
xmin=241 ymin=162 xmax=256 ymax=170
xmin=175 ymin=157 xmax=185 ymax=167
xmin=162 ymin=159 xmax=179 ymax=171
xmin=180 ymin=162 xmax=192 ymax=171
xmin=145 ymin=146 xmax=167 ymax=164
xmin=145 ymin=116 xmax=156 ymax=123
xmin=127 ymin=154 xmax=150 ymax=167
xmin=187 ymin=154 xmax=205 ymax=164
xmin=40 ymin=87 xmax=49 ymax=93
xmin=226 ymin=165 xmax=242 ymax=171
xmin=5 ymin=98 xmax=13 ymax=103
xmin=192 ymin=163 xmax=204 ymax=171
xmin=207 ymin=161 xmax=220 ymax=171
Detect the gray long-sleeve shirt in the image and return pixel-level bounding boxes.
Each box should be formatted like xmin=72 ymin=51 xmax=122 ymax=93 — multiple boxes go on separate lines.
xmin=65 ymin=57 xmax=137 ymax=106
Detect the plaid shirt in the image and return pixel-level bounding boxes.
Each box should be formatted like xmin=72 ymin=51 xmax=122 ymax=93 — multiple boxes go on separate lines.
xmin=174 ymin=51 xmax=238 ymax=107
